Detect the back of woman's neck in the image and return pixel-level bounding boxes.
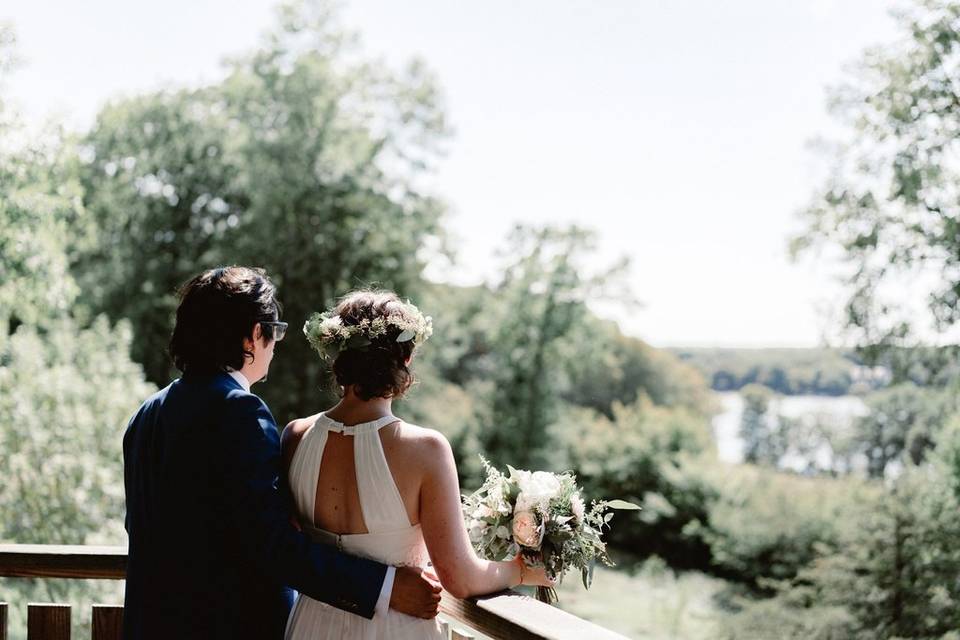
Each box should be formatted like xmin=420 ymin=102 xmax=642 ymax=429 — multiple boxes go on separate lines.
xmin=326 ymin=389 xmax=394 ymax=425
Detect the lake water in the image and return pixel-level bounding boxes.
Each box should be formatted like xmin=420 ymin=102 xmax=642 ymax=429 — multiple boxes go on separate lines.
xmin=711 ymin=391 xmax=869 ymax=470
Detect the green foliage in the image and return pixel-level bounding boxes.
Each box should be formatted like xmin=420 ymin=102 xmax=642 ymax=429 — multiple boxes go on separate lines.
xmin=0 ymin=318 xmax=154 ymax=545
xmin=687 ymin=463 xmax=873 ymax=586
xmin=871 ymin=345 xmax=960 ymax=388
xmin=717 ymin=596 xmax=856 ymax=640
xmin=856 ymin=382 xmax=959 ymax=478
xmin=0 ymin=316 xmax=152 ymax=638
xmin=401 ymin=267 xmax=713 ymax=493
xmin=758 ymin=462 xmax=960 ymax=639
xmin=479 ymin=224 xmax=630 ymax=469
xmin=555 ymin=557 xmax=733 ymax=640
xmin=563 ymin=320 xmax=714 ymax=418
xmin=395 ymin=358 xmax=488 ymax=487
xmin=933 ymin=414 xmax=960 ymax=499
xmin=406 ymin=282 xmax=499 ymax=388
xmin=738 ymin=383 xmax=789 ymax=466
xmin=0 ymin=31 xmax=155 ymax=634
xmin=72 ymin=0 xmax=448 ymax=421
xmin=0 ymin=122 xmax=82 ymax=336
xmin=673 ymin=347 xmax=872 ymax=396
xmin=553 ymin=397 xmax=716 ymax=568
xmin=720 ymin=427 xmax=960 ymax=639
xmin=792 ymin=0 xmax=960 ymax=360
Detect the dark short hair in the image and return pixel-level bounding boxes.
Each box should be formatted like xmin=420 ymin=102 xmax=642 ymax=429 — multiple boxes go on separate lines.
xmin=169 ymin=266 xmax=280 ymax=374
xmin=331 ymin=290 xmax=417 ymax=400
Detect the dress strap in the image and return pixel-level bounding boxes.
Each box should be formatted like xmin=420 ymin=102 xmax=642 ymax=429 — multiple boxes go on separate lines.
xmin=354 ymin=422 xmax=412 ymax=532
xmin=286 ymin=416 xmax=330 ymax=527
xmin=315 ymin=412 xmax=398 ymax=436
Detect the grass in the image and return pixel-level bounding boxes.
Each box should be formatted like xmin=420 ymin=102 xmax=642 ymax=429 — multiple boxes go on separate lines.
xmin=553 ymin=555 xmax=733 ymax=639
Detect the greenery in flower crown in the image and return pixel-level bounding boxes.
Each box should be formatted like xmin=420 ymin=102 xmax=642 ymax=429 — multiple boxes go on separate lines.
xmin=303 ymin=300 xmax=433 ymax=360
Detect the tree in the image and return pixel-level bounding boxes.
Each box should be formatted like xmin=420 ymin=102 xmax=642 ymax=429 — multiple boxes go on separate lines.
xmin=478 ymin=224 xmax=630 ymax=469
xmin=792 ymin=0 xmax=960 ymax=373
xmin=72 ymin=0 xmax=448 ymax=421
xmin=0 ymin=26 xmax=156 ymax=635
xmin=739 ymin=384 xmax=790 ymax=466
xmin=561 ymin=319 xmax=713 ymax=419
xmin=554 ymin=398 xmax=715 ymax=569
xmin=855 ymin=382 xmax=958 ymax=478
xmin=725 ymin=428 xmax=960 ymax=640
xmin=794 ymin=468 xmax=960 ymax=638
xmin=0 ymin=29 xmax=79 ymax=343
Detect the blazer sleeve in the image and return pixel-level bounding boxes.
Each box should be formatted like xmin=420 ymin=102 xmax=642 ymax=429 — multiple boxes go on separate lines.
xmin=218 ymin=391 xmax=388 ymax=619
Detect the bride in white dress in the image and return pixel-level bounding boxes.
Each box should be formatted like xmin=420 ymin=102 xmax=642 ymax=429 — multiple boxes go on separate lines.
xmin=282 ymin=291 xmax=553 ymax=640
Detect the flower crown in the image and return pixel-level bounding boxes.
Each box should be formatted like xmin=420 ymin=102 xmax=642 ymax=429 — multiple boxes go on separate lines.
xmin=303 ymin=300 xmax=433 ymax=360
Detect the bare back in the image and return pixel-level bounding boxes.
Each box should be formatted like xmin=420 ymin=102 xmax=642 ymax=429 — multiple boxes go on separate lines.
xmin=282 ymin=414 xmax=432 ymax=534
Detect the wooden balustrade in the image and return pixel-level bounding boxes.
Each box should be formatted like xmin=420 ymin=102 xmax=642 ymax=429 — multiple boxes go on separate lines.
xmin=0 ymin=544 xmax=629 ymax=640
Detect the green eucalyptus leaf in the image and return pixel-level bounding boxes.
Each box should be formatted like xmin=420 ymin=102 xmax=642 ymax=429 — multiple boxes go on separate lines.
xmin=605 ymin=499 xmax=642 ymax=510
xmin=323 ymin=343 xmax=341 ymax=359
xmin=347 ymin=334 xmax=372 ymax=349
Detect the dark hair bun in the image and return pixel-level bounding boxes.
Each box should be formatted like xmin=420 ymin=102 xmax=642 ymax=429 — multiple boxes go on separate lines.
xmin=330 ymin=290 xmax=417 ymax=399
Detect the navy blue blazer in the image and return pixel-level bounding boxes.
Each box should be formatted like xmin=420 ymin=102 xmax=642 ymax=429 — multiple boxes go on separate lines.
xmin=122 ymin=371 xmax=387 ymax=640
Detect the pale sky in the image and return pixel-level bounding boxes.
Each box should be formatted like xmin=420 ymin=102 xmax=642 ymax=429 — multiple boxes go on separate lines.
xmin=3 ymin=0 xmax=905 ymax=348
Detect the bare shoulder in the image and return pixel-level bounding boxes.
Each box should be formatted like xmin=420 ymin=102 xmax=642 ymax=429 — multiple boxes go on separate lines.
xmin=394 ymin=421 xmax=454 ymax=467
xmin=281 ymin=413 xmax=321 ymax=461
xmin=396 ymin=421 xmax=449 ymax=445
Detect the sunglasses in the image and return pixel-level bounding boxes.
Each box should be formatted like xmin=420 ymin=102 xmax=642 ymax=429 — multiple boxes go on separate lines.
xmin=260 ymin=321 xmax=288 ymax=342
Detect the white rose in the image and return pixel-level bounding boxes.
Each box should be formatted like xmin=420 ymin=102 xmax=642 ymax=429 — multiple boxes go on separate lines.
xmin=570 ymin=494 xmax=585 ymax=523
xmin=512 ymin=510 xmax=543 ymax=548
xmin=513 ymin=470 xmax=562 ymax=513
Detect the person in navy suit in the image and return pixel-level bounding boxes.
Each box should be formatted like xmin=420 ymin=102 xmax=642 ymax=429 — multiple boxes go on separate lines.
xmin=122 ymin=266 xmax=441 ymax=639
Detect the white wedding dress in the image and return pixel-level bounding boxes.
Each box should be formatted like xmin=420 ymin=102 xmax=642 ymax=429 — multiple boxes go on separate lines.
xmin=284 ymin=413 xmax=445 ymax=640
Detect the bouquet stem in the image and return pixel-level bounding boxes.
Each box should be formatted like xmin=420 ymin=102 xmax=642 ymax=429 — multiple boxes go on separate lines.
xmin=535 ymin=585 xmax=558 ymax=605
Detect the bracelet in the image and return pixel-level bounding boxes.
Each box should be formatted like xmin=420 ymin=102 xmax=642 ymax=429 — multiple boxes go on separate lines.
xmin=515 ymin=555 xmax=526 ymax=586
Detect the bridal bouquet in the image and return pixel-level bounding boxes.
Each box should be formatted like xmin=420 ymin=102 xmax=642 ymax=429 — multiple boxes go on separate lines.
xmin=462 ymin=457 xmax=640 ymax=604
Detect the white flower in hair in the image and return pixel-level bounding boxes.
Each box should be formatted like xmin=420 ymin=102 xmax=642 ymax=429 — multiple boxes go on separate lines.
xmin=303 ymin=298 xmax=433 ymax=360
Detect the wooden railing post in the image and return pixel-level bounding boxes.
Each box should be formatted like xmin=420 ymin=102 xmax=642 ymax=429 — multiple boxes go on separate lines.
xmin=91 ymin=605 xmax=123 ymax=640
xmin=27 ymin=603 xmax=71 ymax=640
xmin=0 ymin=601 xmax=7 ymax=640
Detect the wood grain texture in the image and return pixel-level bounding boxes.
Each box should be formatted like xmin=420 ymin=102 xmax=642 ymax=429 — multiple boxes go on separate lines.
xmin=0 ymin=545 xmax=125 ymax=580
xmin=440 ymin=588 xmax=631 ymax=640
xmin=27 ymin=603 xmax=70 ymax=640
xmin=91 ymin=605 xmax=123 ymax=640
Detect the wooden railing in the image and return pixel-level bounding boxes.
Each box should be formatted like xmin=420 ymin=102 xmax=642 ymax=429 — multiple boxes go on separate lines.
xmin=0 ymin=544 xmax=630 ymax=640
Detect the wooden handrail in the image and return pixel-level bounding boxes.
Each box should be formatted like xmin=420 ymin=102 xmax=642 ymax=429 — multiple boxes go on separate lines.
xmin=0 ymin=544 xmax=630 ymax=640
xmin=0 ymin=545 xmax=126 ymax=580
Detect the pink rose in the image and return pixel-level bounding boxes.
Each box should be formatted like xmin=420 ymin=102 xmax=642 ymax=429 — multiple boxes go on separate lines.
xmin=512 ymin=510 xmax=543 ymax=548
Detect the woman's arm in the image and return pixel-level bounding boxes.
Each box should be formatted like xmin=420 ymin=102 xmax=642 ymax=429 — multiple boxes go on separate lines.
xmin=418 ymin=431 xmax=552 ymax=598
